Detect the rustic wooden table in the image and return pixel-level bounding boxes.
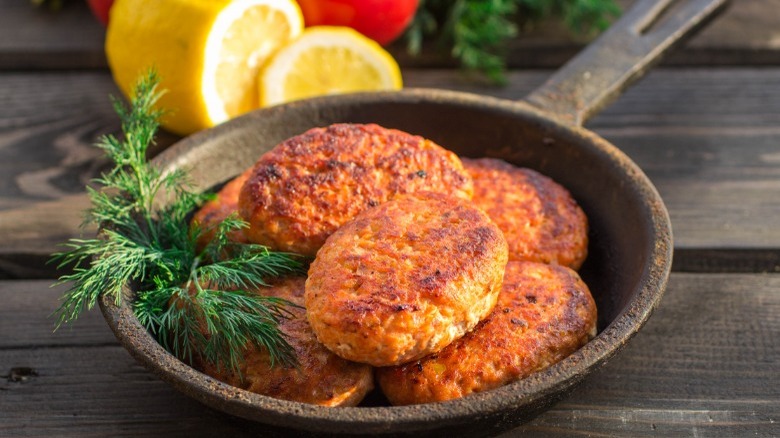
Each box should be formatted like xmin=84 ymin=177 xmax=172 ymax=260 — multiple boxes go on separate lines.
xmin=1 ymin=1 xmax=778 ymax=436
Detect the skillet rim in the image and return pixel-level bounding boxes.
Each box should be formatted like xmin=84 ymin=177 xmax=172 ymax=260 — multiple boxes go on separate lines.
xmin=99 ymin=88 xmax=673 ymax=434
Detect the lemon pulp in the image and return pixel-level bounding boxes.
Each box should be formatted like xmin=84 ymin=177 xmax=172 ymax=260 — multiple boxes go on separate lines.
xmin=259 ymin=26 xmax=402 ymax=107
xmin=106 ymin=0 xmax=303 ymax=135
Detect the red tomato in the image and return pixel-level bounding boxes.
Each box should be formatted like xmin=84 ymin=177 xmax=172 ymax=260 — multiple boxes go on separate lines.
xmin=297 ymin=0 xmax=419 ymax=46
xmin=86 ymin=0 xmax=114 ymax=26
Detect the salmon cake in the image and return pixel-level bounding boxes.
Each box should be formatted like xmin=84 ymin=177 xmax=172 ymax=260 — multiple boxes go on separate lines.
xmin=305 ymin=192 xmax=508 ymax=367
xmin=376 ymin=261 xmax=597 ymax=405
xmin=190 ymin=168 xmax=252 ymax=251
xmin=463 ymin=158 xmax=588 ymax=269
xmin=239 ymin=123 xmax=473 ymax=256
xmin=198 ymin=276 xmax=374 ymax=407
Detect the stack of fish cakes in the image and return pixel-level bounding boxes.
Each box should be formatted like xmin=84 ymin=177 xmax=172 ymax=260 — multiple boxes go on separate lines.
xmin=192 ymin=123 xmax=597 ymax=406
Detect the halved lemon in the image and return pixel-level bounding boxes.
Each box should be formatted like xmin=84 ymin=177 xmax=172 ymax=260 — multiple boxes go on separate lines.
xmin=259 ymin=26 xmax=403 ymax=107
xmin=106 ymin=0 xmax=303 ymax=135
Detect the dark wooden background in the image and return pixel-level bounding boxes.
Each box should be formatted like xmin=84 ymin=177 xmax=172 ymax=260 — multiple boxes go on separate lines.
xmin=0 ymin=0 xmax=778 ymax=436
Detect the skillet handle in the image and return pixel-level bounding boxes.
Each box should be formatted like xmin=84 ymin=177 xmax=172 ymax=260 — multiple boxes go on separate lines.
xmin=523 ymin=0 xmax=729 ymax=126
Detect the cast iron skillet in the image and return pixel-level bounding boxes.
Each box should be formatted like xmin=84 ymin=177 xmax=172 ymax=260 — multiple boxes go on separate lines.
xmin=100 ymin=0 xmax=728 ymax=436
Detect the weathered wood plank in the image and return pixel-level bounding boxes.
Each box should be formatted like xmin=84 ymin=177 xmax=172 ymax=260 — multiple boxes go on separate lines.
xmin=591 ymin=69 xmax=780 ymax=253
xmin=672 ymin=249 xmax=780 ymax=273
xmin=1 ymin=274 xmax=778 ymax=436
xmin=0 ymin=72 xmax=114 ymax=279
xmin=0 ymin=281 xmax=113 ymax=349
xmin=0 ymin=0 xmax=105 ymax=70
xmin=0 ymin=72 xmax=176 ymax=278
xmin=1 ymin=0 xmax=780 ymax=70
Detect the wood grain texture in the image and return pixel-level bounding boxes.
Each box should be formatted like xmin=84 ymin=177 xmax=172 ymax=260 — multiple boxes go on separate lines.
xmin=0 ymin=72 xmax=116 ymax=279
xmin=0 ymin=281 xmax=112 ymax=349
xmin=1 ymin=274 xmax=777 ymax=436
xmin=0 ymin=73 xmax=176 ymax=278
xmin=1 ymin=0 xmax=780 ymax=70
xmin=673 ymin=249 xmax=780 ymax=273
xmin=0 ymin=0 xmax=105 ymax=70
xmin=591 ymin=69 xmax=780 ymax=251
xmin=1 ymin=68 xmax=779 ymax=277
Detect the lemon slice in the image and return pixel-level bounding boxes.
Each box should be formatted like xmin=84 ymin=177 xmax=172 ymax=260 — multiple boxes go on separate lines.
xmin=106 ymin=0 xmax=303 ymax=135
xmin=259 ymin=26 xmax=403 ymax=106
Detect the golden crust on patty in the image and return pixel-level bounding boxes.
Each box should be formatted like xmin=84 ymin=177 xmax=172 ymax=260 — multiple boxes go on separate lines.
xmin=376 ymin=261 xmax=597 ymax=405
xmin=198 ymin=277 xmax=374 ymax=407
xmin=463 ymin=158 xmax=588 ymax=269
xmin=190 ymin=168 xmax=252 ymax=251
xmin=305 ymin=192 xmax=508 ymax=367
xmin=239 ymin=124 xmax=473 ymax=256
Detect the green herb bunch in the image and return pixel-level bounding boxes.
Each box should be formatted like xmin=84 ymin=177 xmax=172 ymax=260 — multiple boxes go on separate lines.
xmin=407 ymin=0 xmax=621 ymax=83
xmin=29 ymin=0 xmax=64 ymax=10
xmin=53 ymin=71 xmax=305 ymax=372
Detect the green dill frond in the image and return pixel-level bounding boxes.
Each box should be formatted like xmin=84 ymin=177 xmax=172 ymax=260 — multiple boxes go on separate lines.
xmin=135 ymin=282 xmax=299 ymax=372
xmin=201 ymin=214 xmax=248 ymax=259
xmin=447 ymin=0 xmax=518 ymax=84
xmin=53 ymin=70 xmax=305 ymax=374
xmin=198 ymin=213 xmax=310 ymax=279
xmin=52 ymin=230 xmax=159 ymax=327
xmin=197 ymin=246 xmax=307 ymax=291
xmin=193 ymin=286 xmax=298 ymax=371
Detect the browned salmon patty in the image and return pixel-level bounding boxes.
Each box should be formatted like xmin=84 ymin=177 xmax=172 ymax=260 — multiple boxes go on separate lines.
xmin=190 ymin=168 xmax=252 ymax=251
xmin=463 ymin=158 xmax=588 ymax=269
xmin=376 ymin=261 xmax=597 ymax=405
xmin=305 ymin=192 xmax=508 ymax=367
xmin=198 ymin=277 xmax=374 ymax=407
xmin=239 ymin=123 xmax=473 ymax=256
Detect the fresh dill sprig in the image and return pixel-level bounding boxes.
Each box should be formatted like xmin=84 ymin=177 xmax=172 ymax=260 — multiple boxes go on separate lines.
xmin=52 ymin=71 xmax=306 ymax=372
xmin=406 ymin=0 xmax=621 ymax=84
xmin=446 ymin=0 xmax=519 ymax=85
xmin=518 ymin=0 xmax=622 ymax=36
